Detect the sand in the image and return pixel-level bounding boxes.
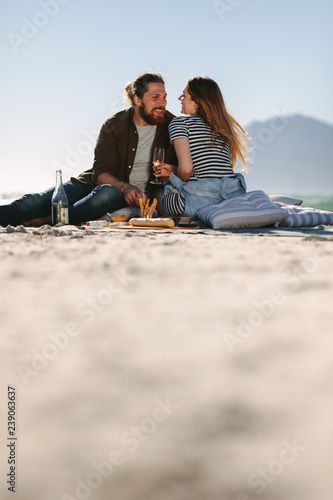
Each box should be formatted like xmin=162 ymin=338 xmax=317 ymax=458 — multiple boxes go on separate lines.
xmin=1 ymin=223 xmax=333 ymax=500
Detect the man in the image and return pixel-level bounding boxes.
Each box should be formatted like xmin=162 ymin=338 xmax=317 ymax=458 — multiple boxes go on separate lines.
xmin=0 ymin=73 xmax=176 ymax=227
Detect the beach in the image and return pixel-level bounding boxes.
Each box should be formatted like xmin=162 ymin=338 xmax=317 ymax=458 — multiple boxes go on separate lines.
xmin=1 ymin=224 xmax=333 ymax=500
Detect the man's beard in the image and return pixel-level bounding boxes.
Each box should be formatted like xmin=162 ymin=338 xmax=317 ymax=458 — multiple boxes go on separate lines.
xmin=138 ymin=103 xmax=165 ymax=125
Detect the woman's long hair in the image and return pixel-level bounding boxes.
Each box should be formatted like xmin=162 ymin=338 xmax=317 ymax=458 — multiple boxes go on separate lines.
xmin=186 ymin=76 xmax=251 ymax=171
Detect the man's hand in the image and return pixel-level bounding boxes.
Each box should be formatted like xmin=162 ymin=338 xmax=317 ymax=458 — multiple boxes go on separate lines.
xmin=122 ymin=184 xmax=147 ymax=207
xmin=95 ymin=173 xmax=146 ymax=207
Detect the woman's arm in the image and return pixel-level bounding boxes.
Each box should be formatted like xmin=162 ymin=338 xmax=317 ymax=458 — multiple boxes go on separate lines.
xmin=154 ymin=138 xmax=194 ymax=181
xmin=173 ymin=138 xmax=193 ymax=181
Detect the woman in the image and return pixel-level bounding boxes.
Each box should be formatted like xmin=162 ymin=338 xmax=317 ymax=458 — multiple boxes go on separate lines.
xmin=155 ymin=76 xmax=251 ymax=216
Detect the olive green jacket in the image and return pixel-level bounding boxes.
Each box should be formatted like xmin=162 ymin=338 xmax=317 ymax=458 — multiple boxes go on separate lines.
xmin=71 ymin=108 xmax=176 ymax=190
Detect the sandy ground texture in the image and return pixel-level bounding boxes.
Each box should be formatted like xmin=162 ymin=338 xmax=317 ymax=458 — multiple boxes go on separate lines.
xmin=0 ymin=223 xmax=333 ymax=500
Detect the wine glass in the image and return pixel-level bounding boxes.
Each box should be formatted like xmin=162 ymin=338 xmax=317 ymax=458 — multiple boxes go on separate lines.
xmin=150 ymin=147 xmax=165 ymax=185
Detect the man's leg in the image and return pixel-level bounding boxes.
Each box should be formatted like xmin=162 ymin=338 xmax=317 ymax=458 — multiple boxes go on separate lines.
xmin=0 ymin=182 xmax=93 ymax=226
xmin=0 ymin=182 xmax=128 ymax=226
xmin=0 ymin=186 xmax=55 ymax=226
xmin=69 ymin=184 xmax=128 ymax=224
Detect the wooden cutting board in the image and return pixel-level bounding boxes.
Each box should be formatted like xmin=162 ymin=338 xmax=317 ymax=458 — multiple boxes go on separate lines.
xmin=107 ymin=223 xmax=200 ymax=230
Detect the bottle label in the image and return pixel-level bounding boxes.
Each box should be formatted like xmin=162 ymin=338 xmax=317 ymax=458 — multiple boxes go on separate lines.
xmin=52 ymin=205 xmax=69 ymax=225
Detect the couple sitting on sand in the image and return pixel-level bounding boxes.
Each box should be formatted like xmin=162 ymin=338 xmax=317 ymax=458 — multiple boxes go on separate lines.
xmin=0 ymin=72 xmax=251 ymax=227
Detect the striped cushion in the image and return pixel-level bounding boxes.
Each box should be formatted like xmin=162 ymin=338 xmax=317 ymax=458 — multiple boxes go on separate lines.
xmin=196 ymin=190 xmax=286 ymax=229
xmin=274 ymin=203 xmax=333 ymax=227
xmin=269 ymin=194 xmax=303 ymax=206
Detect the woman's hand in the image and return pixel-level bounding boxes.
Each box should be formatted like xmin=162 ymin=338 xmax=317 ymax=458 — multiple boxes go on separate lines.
xmin=153 ymin=163 xmax=176 ymax=179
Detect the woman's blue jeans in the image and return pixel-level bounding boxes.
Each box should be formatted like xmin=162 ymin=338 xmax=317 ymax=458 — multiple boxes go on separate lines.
xmin=0 ymin=182 xmax=128 ymax=226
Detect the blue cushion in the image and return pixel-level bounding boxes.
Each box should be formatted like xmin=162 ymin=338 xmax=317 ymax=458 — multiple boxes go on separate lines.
xmin=196 ymin=190 xmax=287 ymax=229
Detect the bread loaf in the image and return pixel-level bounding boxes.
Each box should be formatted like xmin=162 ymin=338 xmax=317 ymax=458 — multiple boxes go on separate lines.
xmin=129 ymin=218 xmax=175 ymax=228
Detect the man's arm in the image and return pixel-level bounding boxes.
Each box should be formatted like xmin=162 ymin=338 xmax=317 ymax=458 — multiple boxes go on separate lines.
xmin=96 ymin=172 xmax=146 ymax=207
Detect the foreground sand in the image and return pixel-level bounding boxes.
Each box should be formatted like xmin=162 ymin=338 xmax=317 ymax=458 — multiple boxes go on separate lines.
xmin=1 ymin=224 xmax=333 ymax=500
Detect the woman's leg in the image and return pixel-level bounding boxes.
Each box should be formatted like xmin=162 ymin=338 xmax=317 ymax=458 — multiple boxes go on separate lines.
xmin=161 ymin=192 xmax=186 ymax=215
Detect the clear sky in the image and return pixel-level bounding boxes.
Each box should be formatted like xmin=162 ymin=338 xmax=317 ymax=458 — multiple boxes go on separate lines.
xmin=1 ymin=0 xmax=332 ymax=192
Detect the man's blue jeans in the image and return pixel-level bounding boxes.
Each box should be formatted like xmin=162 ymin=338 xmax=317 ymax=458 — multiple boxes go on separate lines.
xmin=0 ymin=182 xmax=128 ymax=226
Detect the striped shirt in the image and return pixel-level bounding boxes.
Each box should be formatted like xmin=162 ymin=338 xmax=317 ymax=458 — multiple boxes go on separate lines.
xmin=168 ymin=114 xmax=235 ymax=180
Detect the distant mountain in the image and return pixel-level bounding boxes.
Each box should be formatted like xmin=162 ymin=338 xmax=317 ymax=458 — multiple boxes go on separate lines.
xmin=244 ymin=114 xmax=333 ymax=195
